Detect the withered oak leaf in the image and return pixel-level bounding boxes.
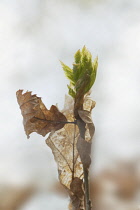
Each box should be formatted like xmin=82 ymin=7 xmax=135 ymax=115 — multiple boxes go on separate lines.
xmin=46 ymin=113 xmax=83 ymax=190
xmin=16 ymin=90 xmax=67 ymax=138
xmin=46 ymin=95 xmax=84 ymax=209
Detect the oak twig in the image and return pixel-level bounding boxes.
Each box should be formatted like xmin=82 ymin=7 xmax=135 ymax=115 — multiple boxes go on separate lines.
xmin=76 ymin=118 xmax=92 ymax=210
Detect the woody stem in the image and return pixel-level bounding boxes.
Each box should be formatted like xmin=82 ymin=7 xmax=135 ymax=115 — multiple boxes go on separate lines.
xmin=76 ymin=118 xmax=92 ymax=210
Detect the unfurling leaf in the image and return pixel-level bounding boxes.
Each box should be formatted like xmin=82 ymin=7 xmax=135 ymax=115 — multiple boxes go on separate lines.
xmin=60 ymin=61 xmax=75 ymax=85
xmin=16 ymin=90 xmax=67 ymax=138
xmin=61 ymin=46 xmax=98 ymax=100
xmin=61 ymin=46 xmax=98 ymax=120
xmin=67 ymin=85 xmax=76 ymax=98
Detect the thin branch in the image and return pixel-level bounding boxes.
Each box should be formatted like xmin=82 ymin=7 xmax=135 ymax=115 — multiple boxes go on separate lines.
xmin=72 ymin=123 xmax=76 ymax=180
xmin=84 ymin=168 xmax=91 ymax=210
xmin=76 ymin=118 xmax=92 ymax=210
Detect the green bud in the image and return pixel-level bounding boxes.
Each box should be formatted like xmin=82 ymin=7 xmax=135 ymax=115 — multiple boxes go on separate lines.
xmin=61 ymin=46 xmax=98 ymax=98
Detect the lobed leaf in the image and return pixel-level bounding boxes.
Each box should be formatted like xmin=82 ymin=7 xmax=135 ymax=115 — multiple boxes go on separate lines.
xmin=74 ymin=49 xmax=81 ymax=64
xmin=60 ymin=61 xmax=75 ymax=84
xmin=67 ymin=85 xmax=76 ymax=98
xmin=16 ymin=90 xmax=67 ymax=138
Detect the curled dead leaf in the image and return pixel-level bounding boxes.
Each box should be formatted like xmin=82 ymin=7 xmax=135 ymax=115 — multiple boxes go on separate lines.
xmin=77 ymin=137 xmax=91 ymax=169
xmin=78 ymin=110 xmax=93 ymax=124
xmin=78 ymin=110 xmax=95 ymax=140
xmin=83 ymin=95 xmax=96 ymax=112
xmin=16 ymin=90 xmax=67 ymax=138
xmin=46 ymin=95 xmax=85 ymax=209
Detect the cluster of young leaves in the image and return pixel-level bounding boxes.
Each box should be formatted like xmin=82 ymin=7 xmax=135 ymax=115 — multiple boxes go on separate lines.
xmin=61 ymin=46 xmax=98 ymax=99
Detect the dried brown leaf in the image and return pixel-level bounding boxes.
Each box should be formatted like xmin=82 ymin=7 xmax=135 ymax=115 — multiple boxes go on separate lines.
xmin=46 ymin=95 xmax=84 ymax=209
xmin=78 ymin=110 xmax=95 ymax=140
xmin=45 ymin=95 xmax=95 ymax=209
xmin=46 ymin=98 xmax=83 ymax=189
xmin=78 ymin=110 xmax=93 ymax=124
xmin=82 ymin=95 xmax=95 ymax=140
xmin=76 ymin=96 xmax=95 ymax=170
xmin=16 ymin=90 xmax=67 ymax=138
xmin=87 ymin=123 xmax=95 ymax=140
xmin=83 ymin=95 xmax=96 ymax=112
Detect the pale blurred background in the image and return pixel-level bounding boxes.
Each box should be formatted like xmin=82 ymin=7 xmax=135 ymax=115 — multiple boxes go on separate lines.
xmin=0 ymin=0 xmax=140 ymax=209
